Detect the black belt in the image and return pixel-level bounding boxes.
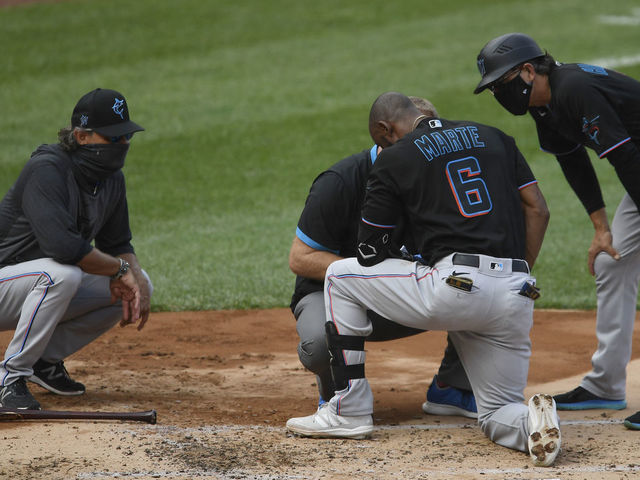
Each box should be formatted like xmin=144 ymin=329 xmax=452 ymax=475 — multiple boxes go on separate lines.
xmin=452 ymin=253 xmax=529 ymax=274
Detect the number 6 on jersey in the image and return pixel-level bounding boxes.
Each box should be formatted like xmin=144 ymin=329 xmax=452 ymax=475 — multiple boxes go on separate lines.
xmin=446 ymin=156 xmax=493 ymax=217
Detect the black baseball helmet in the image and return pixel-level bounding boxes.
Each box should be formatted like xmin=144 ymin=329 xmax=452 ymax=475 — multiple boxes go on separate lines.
xmin=473 ymin=33 xmax=544 ymax=94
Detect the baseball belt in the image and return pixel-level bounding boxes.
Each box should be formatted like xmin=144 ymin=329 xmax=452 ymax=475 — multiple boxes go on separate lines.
xmin=452 ymin=253 xmax=530 ymax=274
xmin=448 ymin=253 xmax=540 ymax=299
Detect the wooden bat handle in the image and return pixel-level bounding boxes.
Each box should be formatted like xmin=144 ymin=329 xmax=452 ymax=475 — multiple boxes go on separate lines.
xmin=0 ymin=408 xmax=157 ymax=424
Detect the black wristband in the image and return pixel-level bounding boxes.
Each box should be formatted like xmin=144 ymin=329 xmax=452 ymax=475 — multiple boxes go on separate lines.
xmin=111 ymin=258 xmax=130 ymax=280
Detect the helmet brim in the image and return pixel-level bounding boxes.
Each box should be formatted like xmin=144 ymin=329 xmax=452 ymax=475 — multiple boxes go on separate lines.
xmin=473 ymin=65 xmax=516 ymax=94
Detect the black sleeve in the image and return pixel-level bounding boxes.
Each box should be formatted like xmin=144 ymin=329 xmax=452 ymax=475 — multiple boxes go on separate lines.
xmin=604 ymin=140 xmax=640 ymax=211
xmin=360 ymin=153 xmax=403 ymax=231
xmin=95 ymin=175 xmax=135 ymax=256
xmin=296 ymin=171 xmax=350 ymax=253
xmin=555 ymin=147 xmax=605 ymax=214
xmin=357 ymin=152 xmax=403 ymax=266
xmin=357 ymin=221 xmax=394 ymax=266
xmin=21 ymin=163 xmax=93 ymax=264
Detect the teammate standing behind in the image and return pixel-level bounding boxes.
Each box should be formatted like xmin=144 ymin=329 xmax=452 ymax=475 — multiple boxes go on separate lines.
xmin=287 ymin=92 xmax=559 ymax=466
xmin=473 ymin=33 xmax=640 ymax=428
xmin=0 ymin=88 xmax=152 ymax=410
xmin=289 ymin=97 xmax=477 ymax=418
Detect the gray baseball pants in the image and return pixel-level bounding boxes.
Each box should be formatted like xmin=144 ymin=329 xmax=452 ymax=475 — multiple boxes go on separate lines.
xmin=0 ymin=258 xmax=152 ymax=386
xmin=324 ymin=253 xmax=537 ymax=452
xmin=584 ymin=193 xmax=640 ymax=400
xmin=294 ymin=291 xmax=471 ymax=401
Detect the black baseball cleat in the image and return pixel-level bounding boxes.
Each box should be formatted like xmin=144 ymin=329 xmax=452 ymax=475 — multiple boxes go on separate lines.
xmin=0 ymin=377 xmax=41 ymax=410
xmin=553 ymin=386 xmax=626 ymax=410
xmin=624 ymin=411 xmax=640 ymax=430
xmin=29 ymin=359 xmax=86 ymax=396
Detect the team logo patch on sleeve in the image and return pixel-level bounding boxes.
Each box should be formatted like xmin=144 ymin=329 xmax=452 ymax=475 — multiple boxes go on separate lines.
xmin=581 ymin=115 xmax=601 ymax=145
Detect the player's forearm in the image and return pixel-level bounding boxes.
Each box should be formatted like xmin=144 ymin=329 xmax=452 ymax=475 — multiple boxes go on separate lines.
xmin=291 ymin=251 xmax=343 ymax=281
xmin=520 ymin=185 xmax=550 ymax=269
xmin=289 ymin=237 xmax=343 ymax=281
xmin=118 ymin=253 xmax=148 ymax=289
xmin=76 ymin=247 xmax=124 ymax=277
xmin=588 ymin=207 xmax=611 ymax=233
xmin=524 ymin=212 xmax=549 ymax=269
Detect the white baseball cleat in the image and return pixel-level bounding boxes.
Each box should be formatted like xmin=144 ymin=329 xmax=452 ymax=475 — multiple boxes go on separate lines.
xmin=528 ymin=393 xmax=561 ymax=467
xmin=286 ymin=403 xmax=374 ymax=439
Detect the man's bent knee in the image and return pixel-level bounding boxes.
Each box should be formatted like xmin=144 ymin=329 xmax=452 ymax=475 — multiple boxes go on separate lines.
xmin=40 ymin=260 xmax=83 ymax=291
xmin=594 ymin=251 xmax=635 ymax=286
xmin=297 ymin=339 xmax=331 ymax=373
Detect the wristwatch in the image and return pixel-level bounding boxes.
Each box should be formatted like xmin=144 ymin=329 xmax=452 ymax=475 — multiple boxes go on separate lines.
xmin=111 ymin=258 xmax=130 ymax=280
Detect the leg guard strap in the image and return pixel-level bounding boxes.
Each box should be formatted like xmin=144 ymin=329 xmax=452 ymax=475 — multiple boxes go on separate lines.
xmin=325 ymin=322 xmax=365 ymax=391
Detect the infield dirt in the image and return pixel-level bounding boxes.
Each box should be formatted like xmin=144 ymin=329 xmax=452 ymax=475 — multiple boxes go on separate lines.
xmin=1 ymin=308 xmax=639 ymax=479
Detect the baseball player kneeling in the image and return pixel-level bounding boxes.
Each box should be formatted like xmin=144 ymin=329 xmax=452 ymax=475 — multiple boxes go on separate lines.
xmin=287 ymin=92 xmax=561 ymax=467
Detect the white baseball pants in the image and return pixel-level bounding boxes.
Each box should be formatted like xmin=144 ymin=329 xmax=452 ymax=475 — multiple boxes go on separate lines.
xmin=324 ymin=253 xmax=536 ymax=452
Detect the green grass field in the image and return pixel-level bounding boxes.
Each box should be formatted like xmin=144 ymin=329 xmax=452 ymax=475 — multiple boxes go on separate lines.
xmin=1 ymin=0 xmax=639 ymax=310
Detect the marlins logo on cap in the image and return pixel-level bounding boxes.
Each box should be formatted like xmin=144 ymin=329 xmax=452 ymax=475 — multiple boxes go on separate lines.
xmin=477 ymin=58 xmax=486 ymax=77
xmin=112 ymin=98 xmax=125 ymax=119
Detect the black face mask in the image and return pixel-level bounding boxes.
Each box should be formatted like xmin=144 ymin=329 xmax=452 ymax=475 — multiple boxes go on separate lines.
xmin=72 ymin=143 xmax=129 ymax=183
xmin=493 ymin=74 xmax=533 ymax=116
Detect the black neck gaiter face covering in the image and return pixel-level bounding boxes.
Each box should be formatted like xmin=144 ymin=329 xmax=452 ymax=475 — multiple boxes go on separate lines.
xmin=72 ymin=143 xmax=129 ymax=184
xmin=493 ymin=74 xmax=533 ymax=116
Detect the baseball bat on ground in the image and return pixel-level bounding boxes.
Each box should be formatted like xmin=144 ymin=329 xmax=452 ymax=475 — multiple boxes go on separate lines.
xmin=0 ymin=407 xmax=157 ymax=424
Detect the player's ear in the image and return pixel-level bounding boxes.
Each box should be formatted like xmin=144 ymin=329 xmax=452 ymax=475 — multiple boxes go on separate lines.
xmin=377 ymin=120 xmax=391 ymax=135
xmin=373 ymin=120 xmax=394 ymax=148
xmin=521 ymin=63 xmax=536 ymax=82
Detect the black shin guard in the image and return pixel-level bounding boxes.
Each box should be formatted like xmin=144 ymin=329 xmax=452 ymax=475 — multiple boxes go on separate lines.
xmin=325 ymin=322 xmax=365 ymax=391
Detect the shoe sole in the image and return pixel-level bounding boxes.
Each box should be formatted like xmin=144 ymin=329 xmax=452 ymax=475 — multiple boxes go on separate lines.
xmin=624 ymin=420 xmax=640 ymax=430
xmin=28 ymin=376 xmax=85 ymax=396
xmin=528 ymin=394 xmax=561 ymax=467
xmin=0 ymin=404 xmax=41 ymax=410
xmin=422 ymin=401 xmax=478 ymax=419
xmin=555 ymin=400 xmax=626 ymax=411
xmin=286 ymin=422 xmax=373 ymax=440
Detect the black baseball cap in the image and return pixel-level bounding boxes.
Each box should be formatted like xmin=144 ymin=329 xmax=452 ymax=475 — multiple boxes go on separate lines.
xmin=71 ymin=88 xmax=144 ymax=137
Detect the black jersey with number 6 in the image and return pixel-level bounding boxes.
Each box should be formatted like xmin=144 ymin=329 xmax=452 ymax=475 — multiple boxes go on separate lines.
xmin=361 ymin=118 xmax=536 ymax=266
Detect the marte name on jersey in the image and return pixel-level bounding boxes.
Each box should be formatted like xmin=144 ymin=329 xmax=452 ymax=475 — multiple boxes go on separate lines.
xmin=414 ymin=124 xmax=486 ymax=162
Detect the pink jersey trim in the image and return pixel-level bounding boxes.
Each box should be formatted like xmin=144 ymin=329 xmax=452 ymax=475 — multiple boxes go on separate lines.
xmin=518 ymin=179 xmax=538 ymax=190
xmin=599 ymin=137 xmax=631 ymax=158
